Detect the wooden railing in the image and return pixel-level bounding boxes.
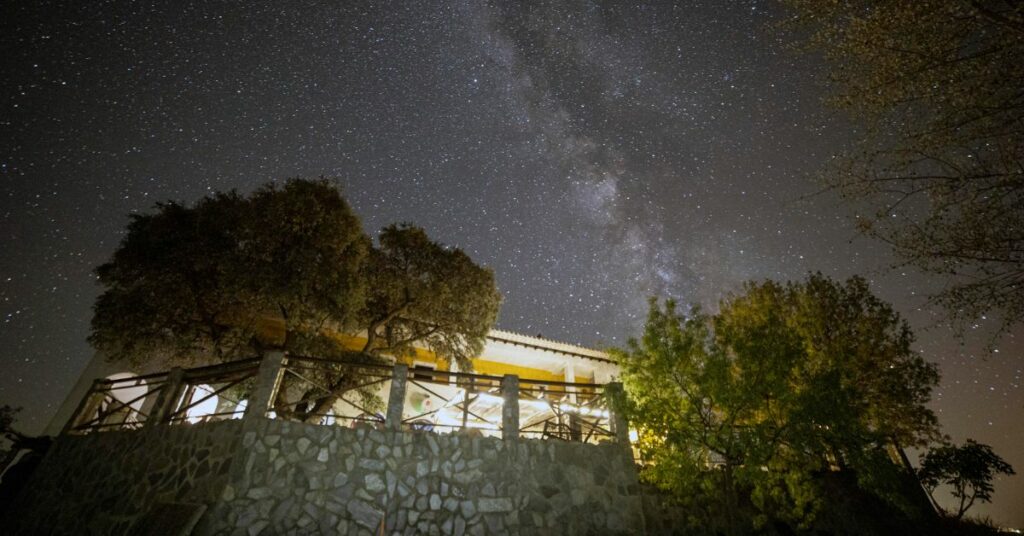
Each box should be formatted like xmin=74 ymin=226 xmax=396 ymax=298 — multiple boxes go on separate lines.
xmin=64 ymin=354 xmax=630 ymax=446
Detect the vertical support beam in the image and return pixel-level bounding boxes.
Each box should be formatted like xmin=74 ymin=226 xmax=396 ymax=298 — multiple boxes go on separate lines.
xmin=461 ymin=376 xmax=474 ymax=430
xmin=145 ymin=367 xmax=185 ymax=428
xmin=385 ymin=364 xmax=408 ymax=430
xmin=243 ymin=351 xmax=286 ymax=421
xmin=62 ymin=379 xmax=105 ymax=434
xmin=501 ymin=374 xmax=520 ymax=440
xmin=564 ymin=363 xmax=577 ymax=403
xmin=604 ymin=382 xmax=630 ymax=447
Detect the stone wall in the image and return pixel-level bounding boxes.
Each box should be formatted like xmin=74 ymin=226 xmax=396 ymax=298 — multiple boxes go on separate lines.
xmin=199 ymin=419 xmax=642 ymax=535
xmin=7 ymin=420 xmax=243 ymax=535
xmin=9 ymin=418 xmax=653 ymax=535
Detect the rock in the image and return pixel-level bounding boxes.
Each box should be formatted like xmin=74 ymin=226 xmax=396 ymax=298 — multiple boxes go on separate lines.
xmin=386 ymin=471 xmax=397 ymax=497
xmin=478 ymin=497 xmax=514 ymax=513
xmin=346 ymin=500 xmax=382 ymax=529
xmin=358 ymin=458 xmax=386 ymax=471
xmin=429 ymin=493 xmax=442 ymax=511
xmin=247 ymin=520 xmax=268 ymax=536
xmin=364 ymin=473 xmax=386 ymax=493
xmin=246 ymin=487 xmax=272 ymax=500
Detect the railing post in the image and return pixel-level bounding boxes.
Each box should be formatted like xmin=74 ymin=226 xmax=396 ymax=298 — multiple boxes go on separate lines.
xmin=62 ymin=379 xmax=105 ymax=434
xmin=605 ymin=382 xmax=631 ymax=447
xmin=501 ymin=374 xmax=520 ymax=440
xmin=145 ymin=367 xmax=185 ymax=428
xmin=243 ymin=351 xmax=286 ymax=421
xmin=386 ymin=364 xmax=408 ymax=430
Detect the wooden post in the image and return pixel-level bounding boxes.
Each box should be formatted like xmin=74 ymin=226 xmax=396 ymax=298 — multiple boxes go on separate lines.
xmin=61 ymin=379 xmax=105 ymax=435
xmin=145 ymin=367 xmax=185 ymax=428
xmin=243 ymin=351 xmax=286 ymax=421
xmin=461 ymin=376 xmax=474 ymax=431
xmin=604 ymin=382 xmax=630 ymax=447
xmin=385 ymin=364 xmax=408 ymax=430
xmin=501 ymin=374 xmax=520 ymax=440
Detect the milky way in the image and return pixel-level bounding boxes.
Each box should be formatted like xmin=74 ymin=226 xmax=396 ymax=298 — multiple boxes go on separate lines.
xmin=1 ymin=0 xmax=1021 ymax=525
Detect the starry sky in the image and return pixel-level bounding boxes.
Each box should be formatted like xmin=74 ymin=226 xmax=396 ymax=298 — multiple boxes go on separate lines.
xmin=1 ymin=0 xmax=1021 ymax=526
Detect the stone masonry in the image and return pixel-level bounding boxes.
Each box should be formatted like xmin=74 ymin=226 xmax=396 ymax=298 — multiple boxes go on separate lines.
xmin=8 ymin=418 xmax=646 ymax=535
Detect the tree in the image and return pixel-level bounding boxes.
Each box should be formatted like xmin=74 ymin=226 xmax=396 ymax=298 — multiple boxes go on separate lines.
xmin=786 ymin=1 xmax=1024 ymax=336
xmin=612 ymin=274 xmax=941 ymax=531
xmin=90 ymin=179 xmax=502 ymax=423
xmin=285 ymin=224 xmax=502 ymax=420
xmin=90 ymin=178 xmax=370 ymax=366
xmin=0 ymin=405 xmax=51 ymax=519
xmin=360 ymin=224 xmax=502 ymax=371
xmin=918 ymin=439 xmax=1015 ymax=519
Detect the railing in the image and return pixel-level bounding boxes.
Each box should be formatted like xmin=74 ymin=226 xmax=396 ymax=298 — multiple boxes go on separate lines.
xmin=64 ymin=354 xmax=629 ymax=446
xmin=271 ymin=355 xmax=392 ymax=427
xmin=402 ymin=368 xmax=506 ymax=436
xmin=518 ymin=379 xmax=614 ymax=444
xmin=64 ymin=371 xmax=170 ymax=434
xmin=166 ymin=359 xmax=260 ymax=424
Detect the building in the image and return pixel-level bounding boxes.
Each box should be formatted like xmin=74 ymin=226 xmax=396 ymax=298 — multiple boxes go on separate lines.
xmin=5 ymin=329 xmax=682 ymax=535
xmin=46 ymin=329 xmax=622 ymax=442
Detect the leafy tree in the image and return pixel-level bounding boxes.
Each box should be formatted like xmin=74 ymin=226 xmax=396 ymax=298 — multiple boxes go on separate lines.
xmin=285 ymin=224 xmax=502 ymax=420
xmin=612 ymin=274 xmax=940 ymax=532
xmin=360 ymin=224 xmax=502 ymax=371
xmin=90 ymin=178 xmax=370 ymax=366
xmin=918 ymin=439 xmax=1015 ymax=519
xmin=90 ymin=179 xmax=502 ymax=423
xmin=1 ymin=405 xmax=50 ymax=463
xmin=0 ymin=405 xmax=21 ymax=462
xmin=786 ymin=1 xmax=1024 ymax=336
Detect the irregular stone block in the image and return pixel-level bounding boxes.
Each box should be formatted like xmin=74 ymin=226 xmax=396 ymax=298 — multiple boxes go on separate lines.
xmin=364 ymin=473 xmax=386 ymax=493
xmin=477 ymin=497 xmax=513 ymax=513
xmin=346 ymin=499 xmax=382 ymax=530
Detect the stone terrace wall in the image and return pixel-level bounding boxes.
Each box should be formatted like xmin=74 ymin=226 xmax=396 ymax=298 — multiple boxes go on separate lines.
xmin=198 ymin=418 xmax=643 ymax=535
xmin=7 ymin=420 xmax=243 ymax=535
xmin=9 ymin=419 xmax=648 ymax=535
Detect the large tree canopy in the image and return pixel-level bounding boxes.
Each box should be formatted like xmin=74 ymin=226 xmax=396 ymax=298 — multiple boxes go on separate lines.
xmin=360 ymin=224 xmax=501 ymax=372
xmin=90 ymin=179 xmax=370 ymax=366
xmin=613 ymin=274 xmax=940 ymax=530
xmin=90 ymin=179 xmax=501 ymax=375
xmin=786 ymin=1 xmax=1024 ymax=335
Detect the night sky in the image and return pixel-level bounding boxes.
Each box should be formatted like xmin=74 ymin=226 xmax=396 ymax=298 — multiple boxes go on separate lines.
xmin=2 ymin=0 xmax=1021 ymax=526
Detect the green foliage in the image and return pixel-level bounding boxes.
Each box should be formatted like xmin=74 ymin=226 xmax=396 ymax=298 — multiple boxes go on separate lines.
xmin=361 ymin=224 xmax=502 ymax=371
xmin=918 ymin=439 xmax=1016 ymax=519
xmin=90 ymin=179 xmax=370 ymax=366
xmin=612 ymin=273 xmax=941 ymax=531
xmin=90 ymin=179 xmax=502 ymax=422
xmin=786 ymin=1 xmax=1024 ymax=336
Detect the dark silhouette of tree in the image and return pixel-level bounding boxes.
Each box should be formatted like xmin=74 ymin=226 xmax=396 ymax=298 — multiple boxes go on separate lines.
xmin=787 ymin=1 xmax=1024 ymax=337
xmin=89 ymin=178 xmax=501 ymax=423
xmin=918 ymin=439 xmax=1015 ymax=519
xmin=90 ymin=179 xmax=370 ymax=366
xmin=361 ymin=224 xmax=502 ymax=371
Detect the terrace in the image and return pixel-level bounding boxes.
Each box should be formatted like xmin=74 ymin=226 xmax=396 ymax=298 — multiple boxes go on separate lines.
xmin=63 ymin=352 xmax=629 ymax=446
